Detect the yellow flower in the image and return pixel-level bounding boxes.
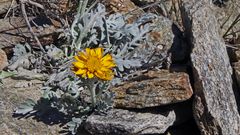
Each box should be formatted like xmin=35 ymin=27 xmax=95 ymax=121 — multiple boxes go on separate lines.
xmin=72 ymin=48 xmax=116 ymax=80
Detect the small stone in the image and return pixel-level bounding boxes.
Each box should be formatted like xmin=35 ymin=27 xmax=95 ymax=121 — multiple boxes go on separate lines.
xmin=0 ymin=49 xmax=8 ymax=71
xmin=111 ymin=70 xmax=193 ymax=108
xmin=85 ymin=109 xmax=176 ymax=135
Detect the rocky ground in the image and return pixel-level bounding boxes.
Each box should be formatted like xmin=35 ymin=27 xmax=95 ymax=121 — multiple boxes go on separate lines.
xmin=0 ymin=78 xmax=61 ymax=135
xmin=0 ymin=0 xmax=240 ymax=135
xmin=0 ymin=78 xmax=199 ymax=134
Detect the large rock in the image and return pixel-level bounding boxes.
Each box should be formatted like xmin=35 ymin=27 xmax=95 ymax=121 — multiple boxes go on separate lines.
xmin=112 ymin=70 xmax=193 ymax=108
xmin=181 ymin=0 xmax=240 ymax=134
xmin=85 ymin=109 xmax=176 ymax=135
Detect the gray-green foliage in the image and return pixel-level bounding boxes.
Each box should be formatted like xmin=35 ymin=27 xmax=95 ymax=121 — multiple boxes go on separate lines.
xmin=14 ymin=2 xmax=165 ymax=134
xmin=70 ymin=3 xmax=161 ymax=80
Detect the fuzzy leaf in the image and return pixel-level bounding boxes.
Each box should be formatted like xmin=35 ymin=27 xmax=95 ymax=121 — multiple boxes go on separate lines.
xmin=115 ymin=57 xmax=142 ymax=72
xmin=15 ymin=99 xmax=36 ymax=115
xmin=67 ymin=117 xmax=83 ymax=135
xmin=46 ymin=45 xmax=64 ymax=60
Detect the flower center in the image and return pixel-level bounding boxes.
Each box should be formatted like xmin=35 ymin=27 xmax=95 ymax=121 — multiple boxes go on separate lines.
xmin=86 ymin=57 xmax=101 ymax=72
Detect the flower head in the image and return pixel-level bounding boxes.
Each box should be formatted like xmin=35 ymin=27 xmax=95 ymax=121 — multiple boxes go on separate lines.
xmin=72 ymin=48 xmax=116 ymax=80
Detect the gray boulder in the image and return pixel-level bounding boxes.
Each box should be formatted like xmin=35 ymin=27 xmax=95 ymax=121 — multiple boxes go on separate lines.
xmin=181 ymin=0 xmax=240 ymax=134
xmin=85 ymin=109 xmax=176 ymax=135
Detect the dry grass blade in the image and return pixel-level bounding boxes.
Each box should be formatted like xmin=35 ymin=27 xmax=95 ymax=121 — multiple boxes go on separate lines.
xmin=223 ymin=13 xmax=240 ymax=38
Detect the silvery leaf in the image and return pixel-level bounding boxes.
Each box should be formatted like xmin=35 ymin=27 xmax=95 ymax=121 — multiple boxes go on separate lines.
xmin=15 ymin=99 xmax=36 ymax=115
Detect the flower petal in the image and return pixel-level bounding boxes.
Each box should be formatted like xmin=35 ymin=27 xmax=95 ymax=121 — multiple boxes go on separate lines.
xmin=100 ymin=67 xmax=110 ymax=72
xmin=104 ymin=75 xmax=113 ymax=80
xmin=86 ymin=48 xmax=91 ymax=55
xmin=90 ymin=49 xmax=96 ymax=56
xmin=75 ymin=69 xmax=86 ymax=75
xmin=102 ymin=61 xmax=116 ymax=68
xmin=73 ymin=62 xmax=85 ymax=68
xmin=101 ymin=54 xmax=112 ymax=62
xmin=78 ymin=52 xmax=88 ymax=61
xmin=74 ymin=55 xmax=81 ymax=62
xmin=87 ymin=72 xmax=94 ymax=78
xmin=103 ymin=71 xmax=114 ymax=80
xmin=95 ymin=70 xmax=104 ymax=79
xmin=95 ymin=48 xmax=103 ymax=58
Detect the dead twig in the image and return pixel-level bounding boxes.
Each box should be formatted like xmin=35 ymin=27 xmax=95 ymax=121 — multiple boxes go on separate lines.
xmin=21 ymin=0 xmax=44 ymax=9
xmin=19 ymin=0 xmax=46 ymax=53
xmin=225 ymin=43 xmax=239 ymax=50
xmin=224 ymin=29 xmax=240 ymax=37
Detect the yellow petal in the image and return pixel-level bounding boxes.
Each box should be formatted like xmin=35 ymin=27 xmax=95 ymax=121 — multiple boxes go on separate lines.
xmin=75 ymin=69 xmax=86 ymax=75
xmin=102 ymin=71 xmax=114 ymax=80
xmin=87 ymin=72 xmax=94 ymax=78
xmin=102 ymin=61 xmax=116 ymax=68
xmin=95 ymin=70 xmax=104 ymax=78
xmin=74 ymin=55 xmax=81 ymax=62
xmin=95 ymin=48 xmax=103 ymax=58
xmin=106 ymin=64 xmax=116 ymax=68
xmin=90 ymin=49 xmax=96 ymax=56
xmin=86 ymin=48 xmax=91 ymax=55
xmin=104 ymin=75 xmax=113 ymax=80
xmin=73 ymin=62 xmax=85 ymax=68
xmin=101 ymin=54 xmax=112 ymax=62
xmin=100 ymin=67 xmax=110 ymax=72
xmin=78 ymin=52 xmax=87 ymax=61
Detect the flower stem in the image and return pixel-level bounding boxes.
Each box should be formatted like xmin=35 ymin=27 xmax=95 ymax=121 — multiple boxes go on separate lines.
xmin=89 ymin=80 xmax=97 ymax=108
